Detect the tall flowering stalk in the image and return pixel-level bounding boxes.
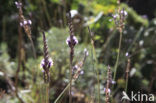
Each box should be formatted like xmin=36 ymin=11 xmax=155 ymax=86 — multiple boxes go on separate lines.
xmin=54 ymin=49 xmax=88 ymax=103
xmin=105 ymin=66 xmax=115 ymax=103
xmin=40 ymin=32 xmax=53 ymax=103
xmin=72 ymin=49 xmax=88 ymax=80
xmin=15 ymin=1 xmax=23 ymax=87
xmin=15 ymin=1 xmax=36 ymax=59
xmin=113 ymin=0 xmax=128 ymax=81
xmin=15 ymin=1 xmax=32 ymax=39
xmin=125 ymin=58 xmax=130 ymax=93
xmin=66 ymin=12 xmax=78 ymax=103
xmin=88 ymin=26 xmax=100 ymax=103
xmin=41 ymin=32 xmax=53 ymax=83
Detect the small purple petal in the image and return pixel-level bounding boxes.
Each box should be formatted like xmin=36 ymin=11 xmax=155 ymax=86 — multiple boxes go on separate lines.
xmin=23 ymin=20 xmax=27 ymax=25
xmin=40 ymin=58 xmax=53 ymax=69
xmin=20 ymin=22 xmax=23 ymax=27
xmin=15 ymin=1 xmax=22 ymax=8
xmin=27 ymin=20 xmax=32 ymax=25
xmin=125 ymin=52 xmax=129 ymax=57
xmin=111 ymin=80 xmax=116 ymax=84
xmin=73 ymin=36 xmax=78 ymax=45
xmin=66 ymin=36 xmax=78 ymax=46
xmin=80 ymin=70 xmax=84 ymax=75
xmin=73 ymin=65 xmax=78 ymax=70
xmin=66 ymin=36 xmax=70 ymax=45
xmin=113 ymin=14 xmax=118 ymax=19
xmin=104 ymin=88 xmax=111 ymax=94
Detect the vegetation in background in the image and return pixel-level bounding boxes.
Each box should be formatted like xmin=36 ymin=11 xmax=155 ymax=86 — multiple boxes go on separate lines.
xmin=0 ymin=0 xmax=156 ymax=103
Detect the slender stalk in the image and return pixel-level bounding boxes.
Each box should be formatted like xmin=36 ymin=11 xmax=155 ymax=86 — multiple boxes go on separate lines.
xmin=69 ymin=34 xmax=74 ymax=103
xmin=67 ymin=13 xmax=76 ymax=103
xmin=113 ymin=0 xmax=128 ymax=81
xmin=113 ymin=30 xmax=122 ymax=81
xmin=46 ymin=83 xmax=49 ymax=103
xmin=105 ymin=66 xmax=111 ymax=103
xmin=125 ymin=58 xmax=130 ymax=93
xmin=54 ymin=83 xmax=70 ymax=103
xmin=92 ymin=43 xmax=100 ymax=103
xmin=15 ymin=18 xmax=22 ymax=87
xmin=54 ymin=52 xmax=87 ymax=103
xmin=30 ymin=38 xmax=37 ymax=59
xmin=125 ymin=75 xmax=128 ymax=93
xmin=69 ymin=58 xmax=73 ymax=103
xmin=88 ymin=27 xmax=100 ymax=103
xmin=15 ymin=0 xmax=23 ymax=91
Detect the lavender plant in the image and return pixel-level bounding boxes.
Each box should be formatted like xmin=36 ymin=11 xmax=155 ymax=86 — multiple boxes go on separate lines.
xmin=41 ymin=32 xmax=53 ymax=83
xmin=15 ymin=1 xmax=36 ymax=59
xmin=54 ymin=48 xmax=88 ymax=103
xmin=104 ymin=66 xmax=115 ymax=103
xmin=113 ymin=0 xmax=128 ymax=81
xmin=66 ymin=12 xmax=78 ymax=103
xmin=125 ymin=58 xmax=130 ymax=93
xmin=88 ymin=26 xmax=101 ymax=103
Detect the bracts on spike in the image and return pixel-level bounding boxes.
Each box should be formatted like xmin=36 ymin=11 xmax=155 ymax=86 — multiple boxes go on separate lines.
xmin=105 ymin=66 xmax=116 ymax=103
xmin=41 ymin=32 xmax=53 ymax=83
xmin=15 ymin=1 xmax=36 ymax=59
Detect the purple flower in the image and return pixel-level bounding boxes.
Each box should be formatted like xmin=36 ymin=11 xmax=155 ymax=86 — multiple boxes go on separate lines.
xmin=121 ymin=10 xmax=128 ymax=17
xmin=27 ymin=20 xmax=32 ymax=25
xmin=23 ymin=20 xmax=27 ymax=25
xmin=104 ymin=88 xmax=111 ymax=94
xmin=66 ymin=36 xmax=78 ymax=47
xmin=125 ymin=52 xmax=129 ymax=57
xmin=112 ymin=14 xmax=118 ymax=19
xmin=73 ymin=65 xmax=78 ymax=70
xmin=15 ymin=1 xmax=22 ymax=8
xmin=80 ymin=70 xmax=84 ymax=75
xmin=72 ymin=65 xmax=78 ymax=74
xmin=20 ymin=20 xmax=32 ymax=27
xmin=20 ymin=22 xmax=23 ymax=27
xmin=40 ymin=58 xmax=53 ymax=69
xmin=111 ymin=80 xmax=116 ymax=84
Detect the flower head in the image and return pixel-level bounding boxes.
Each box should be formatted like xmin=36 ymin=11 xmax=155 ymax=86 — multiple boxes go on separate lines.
xmin=121 ymin=9 xmax=128 ymax=17
xmin=80 ymin=70 xmax=84 ymax=75
xmin=66 ymin=36 xmax=78 ymax=47
xmin=111 ymin=80 xmax=116 ymax=84
xmin=112 ymin=8 xmax=128 ymax=29
xmin=104 ymin=88 xmax=111 ymax=94
xmin=15 ymin=1 xmax=22 ymax=8
xmin=125 ymin=52 xmax=129 ymax=57
xmin=40 ymin=58 xmax=53 ymax=70
xmin=20 ymin=19 xmax=32 ymax=27
xmin=112 ymin=14 xmax=119 ymax=19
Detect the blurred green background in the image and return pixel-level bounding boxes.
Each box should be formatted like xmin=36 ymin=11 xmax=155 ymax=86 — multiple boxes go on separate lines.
xmin=0 ymin=0 xmax=156 ymax=103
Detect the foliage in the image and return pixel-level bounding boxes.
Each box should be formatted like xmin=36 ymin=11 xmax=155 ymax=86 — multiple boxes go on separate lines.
xmin=0 ymin=0 xmax=156 ymax=103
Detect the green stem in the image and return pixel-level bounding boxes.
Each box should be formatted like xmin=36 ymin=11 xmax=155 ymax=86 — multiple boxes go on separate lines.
xmin=69 ymin=64 xmax=72 ymax=103
xmin=54 ymin=83 xmax=70 ymax=103
xmin=92 ymin=45 xmax=100 ymax=103
xmin=125 ymin=78 xmax=128 ymax=93
xmin=46 ymin=83 xmax=49 ymax=103
xmin=88 ymin=27 xmax=100 ymax=103
xmin=113 ymin=30 xmax=122 ymax=81
xmin=30 ymin=38 xmax=37 ymax=59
